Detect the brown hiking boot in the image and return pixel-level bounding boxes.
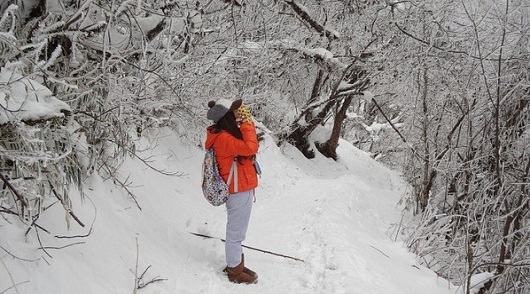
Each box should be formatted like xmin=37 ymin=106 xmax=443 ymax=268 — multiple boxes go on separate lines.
xmin=241 ymin=254 xmax=258 ymax=279
xmin=223 ymin=265 xmax=258 ymax=280
xmin=225 ymin=259 xmax=258 ymax=284
xmin=224 ymin=254 xmax=258 ymax=279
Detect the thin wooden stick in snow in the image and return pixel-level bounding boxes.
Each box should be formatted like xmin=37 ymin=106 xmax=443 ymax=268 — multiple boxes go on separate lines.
xmin=189 ymin=232 xmax=305 ymax=262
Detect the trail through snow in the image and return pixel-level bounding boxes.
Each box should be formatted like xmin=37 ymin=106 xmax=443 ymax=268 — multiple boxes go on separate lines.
xmin=0 ymin=128 xmax=458 ymax=294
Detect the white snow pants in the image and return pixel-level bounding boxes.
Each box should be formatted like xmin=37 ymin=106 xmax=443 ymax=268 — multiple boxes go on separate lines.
xmin=225 ymin=189 xmax=254 ymax=268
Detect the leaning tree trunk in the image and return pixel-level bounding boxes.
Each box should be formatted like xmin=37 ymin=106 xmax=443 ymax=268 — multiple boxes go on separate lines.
xmin=280 ymin=67 xmax=332 ymax=158
xmin=316 ymin=65 xmax=370 ymax=160
xmin=316 ymin=94 xmax=354 ymax=160
xmin=282 ymin=62 xmax=367 ymax=159
xmin=282 ymin=96 xmax=338 ymax=159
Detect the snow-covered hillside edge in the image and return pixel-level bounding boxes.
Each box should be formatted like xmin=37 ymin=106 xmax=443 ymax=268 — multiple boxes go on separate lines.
xmin=1 ymin=127 xmax=458 ymax=294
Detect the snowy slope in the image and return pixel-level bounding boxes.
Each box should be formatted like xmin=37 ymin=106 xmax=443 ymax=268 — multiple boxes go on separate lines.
xmin=0 ymin=127 xmax=458 ymax=294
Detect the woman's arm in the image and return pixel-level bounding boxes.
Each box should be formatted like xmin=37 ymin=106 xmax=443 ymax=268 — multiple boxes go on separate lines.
xmin=221 ymin=122 xmax=258 ymax=156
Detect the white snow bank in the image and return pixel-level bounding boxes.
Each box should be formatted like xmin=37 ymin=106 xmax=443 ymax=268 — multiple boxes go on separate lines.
xmin=0 ymin=67 xmax=70 ymax=124
xmin=0 ymin=127 xmax=458 ymax=294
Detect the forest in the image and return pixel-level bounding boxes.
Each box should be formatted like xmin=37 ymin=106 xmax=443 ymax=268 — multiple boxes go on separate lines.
xmin=0 ymin=0 xmax=529 ymax=293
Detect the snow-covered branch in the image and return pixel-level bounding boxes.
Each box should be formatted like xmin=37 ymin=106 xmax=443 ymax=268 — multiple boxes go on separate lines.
xmin=269 ymin=40 xmax=346 ymax=70
xmin=284 ymin=0 xmax=340 ymax=41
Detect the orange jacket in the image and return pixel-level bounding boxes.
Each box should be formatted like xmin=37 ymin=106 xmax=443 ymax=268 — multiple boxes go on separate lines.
xmin=204 ymin=122 xmax=259 ymax=193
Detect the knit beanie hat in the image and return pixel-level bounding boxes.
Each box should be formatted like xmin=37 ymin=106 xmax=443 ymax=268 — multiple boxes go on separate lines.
xmin=207 ymin=98 xmax=242 ymax=123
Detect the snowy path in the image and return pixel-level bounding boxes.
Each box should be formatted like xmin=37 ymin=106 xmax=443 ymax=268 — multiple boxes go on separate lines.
xmin=0 ymin=129 xmax=457 ymax=294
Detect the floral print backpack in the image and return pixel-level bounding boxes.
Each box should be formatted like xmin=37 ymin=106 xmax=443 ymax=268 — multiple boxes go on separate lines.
xmin=201 ymin=148 xmax=237 ymax=206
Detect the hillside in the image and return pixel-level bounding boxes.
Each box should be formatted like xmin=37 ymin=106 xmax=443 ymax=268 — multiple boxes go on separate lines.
xmin=0 ymin=127 xmax=458 ymax=294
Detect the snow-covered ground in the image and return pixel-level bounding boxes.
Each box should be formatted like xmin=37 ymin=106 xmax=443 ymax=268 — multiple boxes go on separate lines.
xmin=0 ymin=127 xmax=458 ymax=294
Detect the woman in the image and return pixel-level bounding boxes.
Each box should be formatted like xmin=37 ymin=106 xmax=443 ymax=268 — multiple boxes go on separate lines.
xmin=204 ymin=98 xmax=259 ymax=284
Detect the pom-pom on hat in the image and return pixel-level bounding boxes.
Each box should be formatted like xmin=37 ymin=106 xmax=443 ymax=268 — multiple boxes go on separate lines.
xmin=207 ymin=98 xmax=243 ymax=122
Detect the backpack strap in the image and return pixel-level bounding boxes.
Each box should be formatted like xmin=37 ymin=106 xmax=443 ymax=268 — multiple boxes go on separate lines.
xmin=226 ymin=157 xmax=238 ymax=193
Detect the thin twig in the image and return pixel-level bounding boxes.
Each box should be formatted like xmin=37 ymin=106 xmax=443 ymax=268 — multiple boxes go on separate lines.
xmin=0 ymin=246 xmax=40 ymax=262
xmin=136 ymin=265 xmax=167 ymax=289
xmin=35 ymin=227 xmax=52 ymax=259
xmin=39 ymin=241 xmax=86 ymax=250
xmin=372 ymin=98 xmax=408 ymax=145
xmin=56 ymin=193 xmax=97 ymax=239
xmin=393 ymin=213 xmax=405 ymax=242
xmin=137 ymin=277 xmax=167 ymax=289
xmin=0 ymin=281 xmax=30 ymax=294
xmin=0 ymin=258 xmax=26 ymax=294
xmin=138 ymin=265 xmax=151 ymax=281
xmin=370 ymin=245 xmax=390 ymax=258
xmin=25 ymin=222 xmax=51 ymax=237
xmin=0 ymin=174 xmax=28 ymax=207
xmin=48 ymin=180 xmax=85 ymax=228
xmin=133 ymin=237 xmax=139 ymax=294
xmin=111 ymin=173 xmax=142 ymax=211
xmin=394 ymin=23 xmax=469 ymax=57
xmin=189 ymin=232 xmax=305 ymax=262
xmin=126 ymin=148 xmax=185 ymax=177
xmin=55 ymin=227 xmax=93 ymax=239
xmin=0 ymin=206 xmax=18 ymax=216
xmin=285 ymin=0 xmax=338 ymax=41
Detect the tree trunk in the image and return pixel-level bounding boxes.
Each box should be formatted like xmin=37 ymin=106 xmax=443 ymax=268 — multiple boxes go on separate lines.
xmin=419 ymin=67 xmax=430 ymax=211
xmin=316 ymin=94 xmax=354 ymax=160
xmin=282 ymin=97 xmax=338 ymax=159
